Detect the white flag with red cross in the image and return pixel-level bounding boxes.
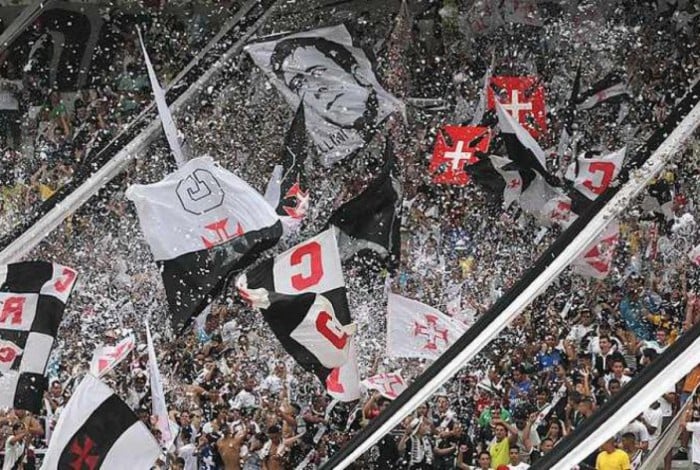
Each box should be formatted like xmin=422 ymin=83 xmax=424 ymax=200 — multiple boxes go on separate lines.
xmin=89 ymin=334 xmax=135 ymax=378
xmin=572 ymin=220 xmax=620 ymax=279
xmin=361 ymin=370 xmax=408 ymax=400
xmin=386 ymin=293 xmax=467 ymax=360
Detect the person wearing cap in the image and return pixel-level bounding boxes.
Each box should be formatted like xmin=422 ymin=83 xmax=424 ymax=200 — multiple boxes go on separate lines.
xmin=595 ymin=436 xmax=631 ymax=470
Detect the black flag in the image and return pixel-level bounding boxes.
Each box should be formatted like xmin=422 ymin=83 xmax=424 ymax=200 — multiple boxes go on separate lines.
xmin=327 ymin=140 xmax=402 ymax=270
xmin=276 ymin=105 xmax=310 ymax=220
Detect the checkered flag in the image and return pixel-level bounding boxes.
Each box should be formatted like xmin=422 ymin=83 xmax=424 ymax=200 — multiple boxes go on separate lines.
xmin=0 ymin=262 xmax=78 ymax=413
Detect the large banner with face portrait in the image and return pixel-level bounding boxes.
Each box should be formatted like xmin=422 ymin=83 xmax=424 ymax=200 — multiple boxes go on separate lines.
xmin=245 ymin=25 xmax=402 ymax=167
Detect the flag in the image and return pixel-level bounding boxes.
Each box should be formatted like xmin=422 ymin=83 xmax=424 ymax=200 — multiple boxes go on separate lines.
xmin=0 ymin=262 xmax=77 ymax=413
xmin=268 ymin=104 xmax=310 ymax=227
xmin=146 ymin=322 xmax=172 ymax=449
xmin=137 ymin=27 xmax=184 ymax=166
xmin=689 ymin=244 xmax=700 ymax=266
xmin=41 ymin=374 xmax=161 ymax=470
xmin=566 ymin=147 xmax=626 ymax=200
xmin=89 ymin=334 xmax=135 ymax=378
xmin=470 ymin=51 xmax=496 ymax=125
xmin=495 ymin=99 xmax=549 ymax=177
xmin=496 ymin=100 xmax=570 ymax=225
xmin=245 ymin=25 xmax=402 ymax=167
xmin=557 ymin=63 xmax=581 ymax=158
xmin=488 ymin=75 xmax=547 ymax=139
xmin=361 ymin=370 xmax=408 ymax=400
xmin=429 ymin=126 xmax=491 ymax=185
xmin=576 ymin=71 xmax=630 ymax=111
xmin=125 ymin=156 xmax=283 ymax=332
xmin=237 ymin=229 xmax=356 ymax=393
xmin=327 ymin=140 xmax=402 ymax=270
xmin=386 ymin=293 xmax=466 ymax=360
xmin=326 ymin=340 xmax=361 ymax=402
xmin=572 ymin=220 xmax=620 ymax=279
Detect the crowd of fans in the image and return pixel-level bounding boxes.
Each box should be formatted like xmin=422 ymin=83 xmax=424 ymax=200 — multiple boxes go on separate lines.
xmin=0 ymin=3 xmax=223 ymax=233
xmin=1 ymin=0 xmax=700 ymax=469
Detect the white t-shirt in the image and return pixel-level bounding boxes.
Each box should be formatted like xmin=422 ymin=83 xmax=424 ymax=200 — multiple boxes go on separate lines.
xmin=686 ymin=421 xmax=700 ymax=464
xmin=509 ymin=463 xmax=530 ymax=470
xmin=658 ymin=388 xmax=675 ymax=418
xmin=3 ymin=438 xmax=25 ymax=470
xmin=620 ymin=420 xmax=650 ymax=447
xmin=642 ymin=406 xmax=663 ymax=450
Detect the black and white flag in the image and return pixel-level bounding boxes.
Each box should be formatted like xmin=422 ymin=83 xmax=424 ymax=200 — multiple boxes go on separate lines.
xmin=327 ymin=140 xmax=402 ymax=270
xmin=237 ymin=229 xmax=355 ymax=386
xmin=264 ymin=104 xmax=310 ymax=231
xmin=0 ymin=262 xmax=77 ymax=413
xmin=126 ymin=156 xmax=283 ymax=332
xmin=575 ymin=71 xmax=630 ymax=111
xmin=41 ymin=374 xmax=161 ymax=469
xmin=245 ymin=25 xmax=402 ymax=166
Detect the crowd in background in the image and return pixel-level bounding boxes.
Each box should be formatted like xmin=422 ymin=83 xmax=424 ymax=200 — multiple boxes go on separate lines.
xmin=1 ymin=0 xmax=700 ymax=469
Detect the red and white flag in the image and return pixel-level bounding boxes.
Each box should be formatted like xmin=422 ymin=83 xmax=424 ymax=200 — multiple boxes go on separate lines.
xmin=572 ymin=221 xmax=620 ymax=279
xmin=430 ymin=126 xmax=491 ymax=185
xmin=566 ymin=147 xmax=626 ymax=200
xmin=361 ymin=370 xmax=407 ymax=400
xmin=0 ymin=339 xmax=22 ymax=374
xmin=386 ymin=293 xmax=466 ymax=360
xmin=89 ymin=334 xmax=135 ymax=378
xmin=488 ymin=75 xmax=547 ymax=139
xmin=325 ymin=340 xmax=361 ymax=402
xmin=689 ymin=244 xmax=700 ymax=266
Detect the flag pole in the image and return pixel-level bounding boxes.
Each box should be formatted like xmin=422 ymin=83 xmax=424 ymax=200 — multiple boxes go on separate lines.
xmin=322 ymin=78 xmax=700 ymax=470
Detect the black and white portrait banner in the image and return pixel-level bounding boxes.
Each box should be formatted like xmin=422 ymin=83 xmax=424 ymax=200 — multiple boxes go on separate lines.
xmin=245 ymin=25 xmax=402 ymax=166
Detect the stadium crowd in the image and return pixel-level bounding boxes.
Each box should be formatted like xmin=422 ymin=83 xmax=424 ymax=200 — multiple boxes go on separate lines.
xmin=1 ymin=0 xmax=700 ymax=469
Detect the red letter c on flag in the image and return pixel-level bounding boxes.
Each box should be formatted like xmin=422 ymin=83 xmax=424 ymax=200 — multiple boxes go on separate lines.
xmin=290 ymin=242 xmax=323 ymax=291
xmin=582 ymin=161 xmax=616 ymax=195
xmin=315 ymin=311 xmax=348 ymax=350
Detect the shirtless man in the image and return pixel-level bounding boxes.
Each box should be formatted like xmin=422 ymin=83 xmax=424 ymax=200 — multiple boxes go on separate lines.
xmin=217 ymin=423 xmax=248 ymax=470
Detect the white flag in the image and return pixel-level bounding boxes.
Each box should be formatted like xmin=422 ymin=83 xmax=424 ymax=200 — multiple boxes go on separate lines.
xmin=89 ymin=334 xmax=135 ymax=378
xmin=146 ymin=322 xmax=172 ymax=448
xmin=361 ymin=370 xmax=407 ymax=400
xmin=569 ymin=148 xmax=626 ymax=200
xmin=41 ymin=375 xmax=160 ymax=470
xmin=572 ymin=220 xmax=620 ymax=279
xmin=137 ymin=28 xmax=184 ymax=166
xmin=386 ymin=293 xmax=466 ymax=360
xmin=125 ymin=156 xmax=282 ymax=331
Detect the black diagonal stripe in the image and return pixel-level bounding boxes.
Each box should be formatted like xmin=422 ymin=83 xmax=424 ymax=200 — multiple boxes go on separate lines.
xmin=0 ymin=262 xmax=53 ymax=293
xmin=14 ymin=372 xmax=48 ymax=413
xmin=245 ymin=257 xmax=275 ymax=291
xmin=262 ymin=292 xmax=326 ymax=378
xmin=161 ymin=220 xmax=283 ymax=333
xmin=58 ymin=394 xmax=139 ymax=470
xmin=31 ymin=296 xmax=65 ymax=337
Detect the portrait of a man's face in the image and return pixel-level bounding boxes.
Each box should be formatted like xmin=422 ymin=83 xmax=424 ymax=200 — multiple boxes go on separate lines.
xmin=270 ymin=36 xmax=375 ymax=129
xmin=246 ymin=25 xmax=400 ymax=166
